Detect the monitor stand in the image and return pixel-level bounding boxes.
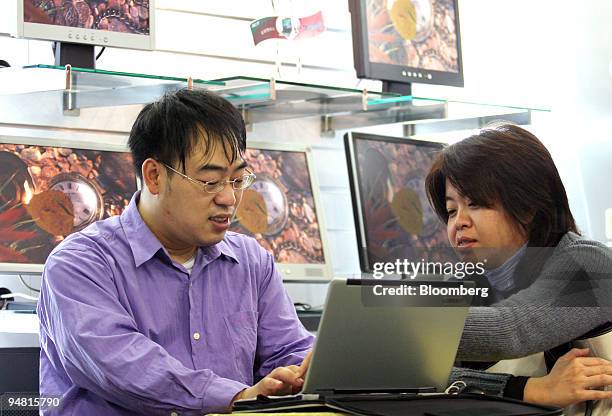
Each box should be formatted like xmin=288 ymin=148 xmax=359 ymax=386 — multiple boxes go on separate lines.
xmin=53 ymin=42 xmax=95 ymax=69
xmin=382 ymin=80 xmax=412 ymax=96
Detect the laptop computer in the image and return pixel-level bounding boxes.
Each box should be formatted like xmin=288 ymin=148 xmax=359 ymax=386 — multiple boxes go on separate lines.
xmin=234 ymin=278 xmax=473 ymax=411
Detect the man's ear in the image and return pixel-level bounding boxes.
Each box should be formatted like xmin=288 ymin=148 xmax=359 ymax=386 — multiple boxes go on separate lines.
xmin=142 ymin=158 xmax=164 ymax=195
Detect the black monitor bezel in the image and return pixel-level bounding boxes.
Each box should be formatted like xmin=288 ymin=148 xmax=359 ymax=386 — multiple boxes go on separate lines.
xmin=349 ymin=0 xmax=464 ymax=88
xmin=344 ymin=131 xmax=446 ymax=274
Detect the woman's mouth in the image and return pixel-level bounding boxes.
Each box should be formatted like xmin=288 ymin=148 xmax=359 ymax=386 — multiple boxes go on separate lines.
xmin=456 ymin=237 xmax=477 ymax=248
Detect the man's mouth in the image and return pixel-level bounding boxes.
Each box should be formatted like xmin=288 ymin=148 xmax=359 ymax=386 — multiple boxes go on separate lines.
xmin=209 ymin=215 xmax=231 ymax=225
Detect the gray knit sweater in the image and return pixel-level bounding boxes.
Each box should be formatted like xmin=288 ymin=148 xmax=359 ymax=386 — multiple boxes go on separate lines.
xmin=449 ymin=232 xmax=612 ymax=395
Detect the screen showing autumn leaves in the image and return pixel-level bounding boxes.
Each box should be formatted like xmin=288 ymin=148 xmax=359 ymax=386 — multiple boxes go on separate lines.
xmin=0 ymin=143 xmax=136 ymax=265
xmin=229 ymin=148 xmax=326 ymax=265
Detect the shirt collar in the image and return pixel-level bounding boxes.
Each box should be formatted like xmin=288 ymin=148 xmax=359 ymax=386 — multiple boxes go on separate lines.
xmin=121 ymin=191 xmax=240 ymax=268
xmin=120 ymin=191 xmax=165 ymax=267
xmin=199 ymin=238 xmax=240 ymax=265
xmin=485 ymin=243 xmax=528 ymax=292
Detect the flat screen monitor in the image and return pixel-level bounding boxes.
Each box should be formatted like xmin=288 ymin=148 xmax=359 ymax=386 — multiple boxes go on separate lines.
xmin=229 ymin=142 xmax=333 ymax=281
xmin=349 ymin=0 xmax=463 ymax=89
xmin=0 ymin=137 xmax=138 ymax=274
xmin=345 ymin=132 xmax=454 ymax=274
xmin=17 ymin=0 xmax=155 ymax=51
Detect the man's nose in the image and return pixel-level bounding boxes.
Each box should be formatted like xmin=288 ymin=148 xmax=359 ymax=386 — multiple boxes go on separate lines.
xmin=214 ymin=182 xmax=237 ymax=206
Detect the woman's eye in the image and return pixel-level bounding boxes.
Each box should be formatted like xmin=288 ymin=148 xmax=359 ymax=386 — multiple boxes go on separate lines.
xmin=446 ymin=209 xmax=456 ymax=217
xmin=468 ymin=202 xmax=479 ymax=208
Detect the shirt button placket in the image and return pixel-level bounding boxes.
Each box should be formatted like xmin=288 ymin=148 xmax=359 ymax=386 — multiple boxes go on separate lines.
xmin=188 ymin=276 xmax=203 ymax=366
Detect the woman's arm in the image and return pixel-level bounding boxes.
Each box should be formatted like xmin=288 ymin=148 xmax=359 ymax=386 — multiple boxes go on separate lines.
xmin=458 ymin=306 xmax=605 ymax=360
xmin=458 ymin=239 xmax=612 ymax=361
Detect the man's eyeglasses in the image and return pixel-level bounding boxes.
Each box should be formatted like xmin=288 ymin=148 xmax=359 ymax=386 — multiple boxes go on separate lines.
xmin=162 ymin=163 xmax=256 ymax=194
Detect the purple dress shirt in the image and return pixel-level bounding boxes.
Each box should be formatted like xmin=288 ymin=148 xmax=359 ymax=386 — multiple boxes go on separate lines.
xmin=37 ymin=192 xmax=314 ymax=415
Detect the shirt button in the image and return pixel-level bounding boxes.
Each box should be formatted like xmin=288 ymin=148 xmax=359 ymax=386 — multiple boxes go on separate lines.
xmin=193 ymin=332 xmax=201 ymax=341
xmin=170 ymin=412 xmax=178 ymax=416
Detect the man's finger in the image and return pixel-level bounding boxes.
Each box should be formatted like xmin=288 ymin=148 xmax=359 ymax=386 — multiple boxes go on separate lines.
xmin=297 ymin=350 xmax=313 ymax=378
xmin=260 ymin=378 xmax=285 ymax=396
xmin=269 ymin=367 xmax=304 ymax=386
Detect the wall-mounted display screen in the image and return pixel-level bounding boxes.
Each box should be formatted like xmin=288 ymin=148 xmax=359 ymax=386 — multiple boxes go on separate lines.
xmin=345 ymin=132 xmax=453 ymax=274
xmin=229 ymin=143 xmax=332 ymax=280
xmin=350 ymin=0 xmax=463 ymax=87
xmin=24 ymin=0 xmax=150 ymax=35
xmin=0 ymin=140 xmax=137 ymax=272
xmin=18 ymin=0 xmax=154 ymax=50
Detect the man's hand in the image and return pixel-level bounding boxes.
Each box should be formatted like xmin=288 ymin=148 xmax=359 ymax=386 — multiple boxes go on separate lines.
xmin=297 ymin=349 xmax=312 ymax=380
xmin=524 ymin=348 xmax=612 ymax=407
xmin=231 ymin=350 xmax=313 ymax=406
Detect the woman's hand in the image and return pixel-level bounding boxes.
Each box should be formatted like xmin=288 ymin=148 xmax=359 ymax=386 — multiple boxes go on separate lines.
xmin=524 ymin=348 xmax=612 ymax=407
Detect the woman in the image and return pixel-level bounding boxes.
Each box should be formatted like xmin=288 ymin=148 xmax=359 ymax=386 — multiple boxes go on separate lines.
xmin=424 ymin=124 xmax=612 ymax=407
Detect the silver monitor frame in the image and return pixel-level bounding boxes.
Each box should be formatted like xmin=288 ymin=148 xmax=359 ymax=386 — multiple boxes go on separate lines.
xmin=238 ymin=141 xmax=333 ymax=282
xmin=0 ymin=132 xmax=138 ymax=275
xmin=15 ymin=0 xmax=156 ymax=51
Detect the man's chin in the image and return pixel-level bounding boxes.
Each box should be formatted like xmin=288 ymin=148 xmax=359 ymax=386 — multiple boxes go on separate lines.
xmin=197 ymin=232 xmax=227 ymax=247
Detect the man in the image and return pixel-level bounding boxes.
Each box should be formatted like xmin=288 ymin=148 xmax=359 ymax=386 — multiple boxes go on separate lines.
xmin=37 ymin=89 xmax=314 ymax=415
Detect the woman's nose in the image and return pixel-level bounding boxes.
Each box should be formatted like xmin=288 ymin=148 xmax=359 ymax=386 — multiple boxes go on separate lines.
xmin=454 ymin=208 xmax=471 ymax=230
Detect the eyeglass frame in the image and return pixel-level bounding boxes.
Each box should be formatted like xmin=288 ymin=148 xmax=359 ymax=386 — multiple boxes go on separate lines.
xmin=161 ymin=162 xmax=256 ymax=194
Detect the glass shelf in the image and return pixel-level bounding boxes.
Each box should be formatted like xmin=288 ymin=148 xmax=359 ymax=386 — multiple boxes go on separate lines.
xmin=0 ymin=64 xmax=222 ymax=109
xmin=210 ymin=76 xmax=449 ymax=127
xmin=0 ymin=65 xmax=547 ymax=133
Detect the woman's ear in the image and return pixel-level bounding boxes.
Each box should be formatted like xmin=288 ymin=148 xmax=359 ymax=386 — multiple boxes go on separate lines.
xmin=518 ymin=210 xmax=537 ymax=238
xmin=523 ymin=210 xmax=536 ymax=226
xmin=141 ymin=158 xmax=163 ymax=195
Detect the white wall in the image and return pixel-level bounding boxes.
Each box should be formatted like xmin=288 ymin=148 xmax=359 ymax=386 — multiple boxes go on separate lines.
xmin=0 ymin=0 xmax=610 ymax=307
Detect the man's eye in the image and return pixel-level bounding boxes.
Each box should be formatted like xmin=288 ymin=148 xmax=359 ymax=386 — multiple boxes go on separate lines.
xmin=203 ymin=180 xmax=220 ymax=185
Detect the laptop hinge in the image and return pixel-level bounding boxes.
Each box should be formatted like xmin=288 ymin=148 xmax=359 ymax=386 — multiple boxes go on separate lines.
xmin=315 ymin=387 xmax=436 ymax=396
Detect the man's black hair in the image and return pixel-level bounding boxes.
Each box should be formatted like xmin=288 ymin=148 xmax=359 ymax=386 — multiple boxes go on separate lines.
xmin=128 ymin=88 xmax=246 ymax=179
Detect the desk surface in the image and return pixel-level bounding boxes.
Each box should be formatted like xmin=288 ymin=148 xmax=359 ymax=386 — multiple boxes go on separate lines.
xmin=220 ymin=413 xmax=344 ymax=416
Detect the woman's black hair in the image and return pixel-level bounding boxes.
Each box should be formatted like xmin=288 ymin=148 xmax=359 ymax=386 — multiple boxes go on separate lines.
xmin=425 ymin=124 xmax=578 ymax=247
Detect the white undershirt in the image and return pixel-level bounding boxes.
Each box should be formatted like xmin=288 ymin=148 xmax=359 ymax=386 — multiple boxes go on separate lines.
xmin=181 ymin=256 xmax=196 ymax=275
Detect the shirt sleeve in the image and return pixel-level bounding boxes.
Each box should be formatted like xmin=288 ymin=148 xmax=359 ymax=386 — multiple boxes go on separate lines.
xmin=37 ymin=245 xmax=247 ymax=415
xmin=253 ymin=249 xmax=315 ymax=380
xmin=448 ymin=367 xmax=512 ymax=396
